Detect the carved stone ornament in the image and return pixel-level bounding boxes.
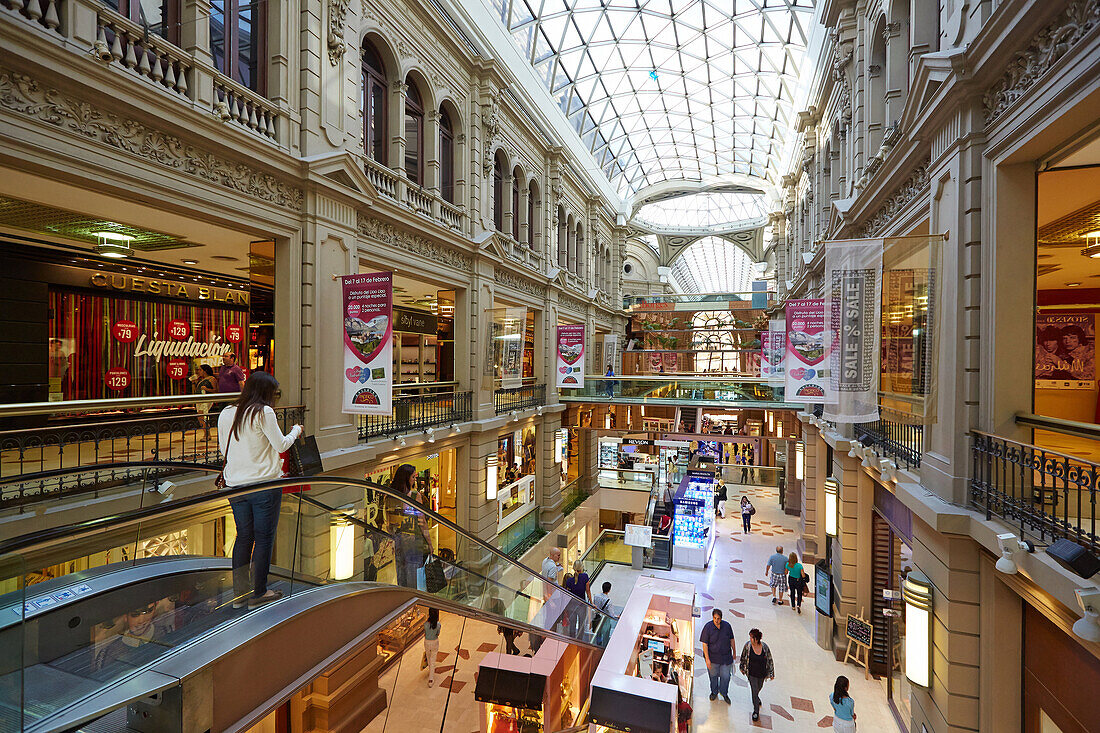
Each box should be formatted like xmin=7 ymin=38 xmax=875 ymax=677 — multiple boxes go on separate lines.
xmin=482 ymin=89 xmax=504 ymax=175
xmin=327 ymin=0 xmax=351 ymax=65
xmin=859 ymin=165 xmax=929 ymax=237
xmin=983 ymin=0 xmax=1099 ymax=124
xmin=357 ymin=214 xmax=474 ymax=271
xmin=0 ymin=70 xmax=302 ymax=210
xmin=494 ymin=268 xmax=548 ymax=298
xmin=559 ymin=293 xmax=587 ymax=314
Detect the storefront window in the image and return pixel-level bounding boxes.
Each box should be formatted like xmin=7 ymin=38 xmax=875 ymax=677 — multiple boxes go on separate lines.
xmin=486 ymin=306 xmax=533 ymax=386
xmin=366 ymin=449 xmax=458 ymax=556
xmin=388 ymin=281 xmax=455 ymax=387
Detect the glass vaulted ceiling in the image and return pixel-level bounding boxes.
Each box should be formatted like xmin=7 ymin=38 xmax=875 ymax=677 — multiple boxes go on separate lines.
xmin=634 ymin=190 xmax=769 ymax=230
xmin=490 ymin=0 xmax=815 ymax=197
xmin=671 ymin=236 xmax=755 ymax=293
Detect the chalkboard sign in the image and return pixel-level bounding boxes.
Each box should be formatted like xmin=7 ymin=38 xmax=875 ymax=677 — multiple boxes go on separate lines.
xmin=845 ymin=614 xmax=873 ymax=648
xmin=815 ymin=561 xmax=832 ymax=616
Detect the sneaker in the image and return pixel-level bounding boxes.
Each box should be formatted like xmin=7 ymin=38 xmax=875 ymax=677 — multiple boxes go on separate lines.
xmin=771 ymin=598 xmax=777 ymax=605
xmin=709 ymin=693 xmax=718 ymax=701
xmin=248 ymin=589 xmax=284 ymax=608
xmin=752 ymin=712 xmax=759 ymax=721
xmin=722 ymin=695 xmax=731 ymax=704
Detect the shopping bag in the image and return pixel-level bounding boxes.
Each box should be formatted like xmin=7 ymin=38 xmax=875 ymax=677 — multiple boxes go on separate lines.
xmin=424 ymin=556 xmax=448 ymax=593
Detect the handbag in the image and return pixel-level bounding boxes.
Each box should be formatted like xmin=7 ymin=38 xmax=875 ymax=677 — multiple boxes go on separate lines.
xmin=424 ymin=555 xmax=448 ymax=593
xmin=215 ymin=434 xmax=231 ymax=489
xmin=288 ymin=434 xmax=323 ymax=476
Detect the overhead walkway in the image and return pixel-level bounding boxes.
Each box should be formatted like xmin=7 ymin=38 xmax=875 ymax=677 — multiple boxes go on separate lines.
xmin=560 ymin=375 xmax=799 ymax=409
xmin=0 ymin=463 xmax=615 ymax=733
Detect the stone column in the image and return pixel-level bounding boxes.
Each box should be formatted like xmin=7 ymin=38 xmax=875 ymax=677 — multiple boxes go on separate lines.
xmin=539 ymin=414 xmax=563 ymax=527
xmin=389 ymin=81 xmax=408 ymax=191
xmin=180 ymin=0 xmax=214 ymax=108
xmin=425 ymin=109 xmax=441 ymax=195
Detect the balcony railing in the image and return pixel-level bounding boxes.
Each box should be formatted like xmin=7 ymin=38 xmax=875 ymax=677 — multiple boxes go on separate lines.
xmin=362 ymin=158 xmax=466 ymax=232
xmin=854 ymin=410 xmax=924 ymax=469
xmin=494 ymin=383 xmax=546 ymax=415
xmin=0 ymin=395 xmax=303 ymax=506
xmin=560 ymin=375 xmax=790 ymax=407
xmin=971 ymin=430 xmax=1099 ymax=556
xmin=356 ymin=390 xmax=472 ymax=440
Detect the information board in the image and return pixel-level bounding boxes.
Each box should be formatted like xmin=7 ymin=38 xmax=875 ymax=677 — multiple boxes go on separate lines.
xmin=624 ymin=524 xmax=653 ymax=548
xmin=815 ymin=561 xmax=832 ymax=616
xmin=845 ymin=614 xmax=873 ymax=648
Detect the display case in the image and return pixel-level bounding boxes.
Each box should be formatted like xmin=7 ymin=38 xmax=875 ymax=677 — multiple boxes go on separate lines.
xmin=376 ymin=604 xmax=428 ymax=669
xmin=598 ymin=438 xmax=620 ymax=468
xmin=484 ymin=704 xmax=543 ymax=733
xmin=394 ymin=332 xmax=438 ymax=384
xmin=673 ymin=471 xmax=716 ymax=569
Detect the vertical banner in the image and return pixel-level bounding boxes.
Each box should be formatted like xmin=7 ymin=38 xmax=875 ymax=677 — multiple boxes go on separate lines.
xmin=824 ymin=239 xmax=884 ymax=423
xmin=341 ymin=272 xmax=393 ymax=415
xmin=603 ymin=332 xmax=620 ymax=373
xmin=556 ymin=323 xmax=586 ymax=387
xmin=785 ymin=299 xmax=831 ymax=403
xmin=500 ymin=307 xmax=526 ymax=389
xmin=760 ymin=319 xmax=786 ymax=385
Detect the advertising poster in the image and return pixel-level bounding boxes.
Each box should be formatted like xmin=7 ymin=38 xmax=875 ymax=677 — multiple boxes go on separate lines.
xmin=760 ymin=319 xmax=786 ymax=385
xmin=556 ymin=323 xmax=586 ymax=388
xmin=1035 ymin=313 xmax=1096 ymax=389
xmin=824 ymin=238 xmax=883 ymax=423
xmin=500 ymin=307 xmax=526 ymax=389
xmin=785 ymin=298 xmax=831 ymax=403
xmin=341 ymin=272 xmax=393 ymax=415
xmin=603 ymin=332 xmax=620 ymax=373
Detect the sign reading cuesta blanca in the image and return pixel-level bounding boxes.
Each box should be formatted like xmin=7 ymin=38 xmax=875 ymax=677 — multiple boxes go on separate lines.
xmin=556 ymin=323 xmax=586 ymax=388
xmin=341 ymin=272 xmax=393 ymax=416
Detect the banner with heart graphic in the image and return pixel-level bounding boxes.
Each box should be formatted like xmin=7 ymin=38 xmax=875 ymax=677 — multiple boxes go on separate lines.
xmin=761 ymin=318 xmax=786 ymax=385
xmin=556 ymin=323 xmax=586 ymax=388
xmin=785 ymin=298 xmax=831 ymax=403
xmin=341 ymin=272 xmax=393 ymax=415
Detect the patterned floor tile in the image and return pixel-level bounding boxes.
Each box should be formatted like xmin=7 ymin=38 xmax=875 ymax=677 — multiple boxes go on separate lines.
xmin=770 ymin=704 xmax=793 ymax=721
xmin=817 ymin=715 xmax=834 ymax=727
xmin=790 ymin=696 xmax=814 ymax=712
xmin=476 ymin=642 xmax=497 ymax=652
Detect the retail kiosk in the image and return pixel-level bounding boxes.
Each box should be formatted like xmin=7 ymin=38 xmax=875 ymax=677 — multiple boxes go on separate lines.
xmin=588 ymin=576 xmax=696 ymax=733
xmin=672 ymin=469 xmax=717 ymax=569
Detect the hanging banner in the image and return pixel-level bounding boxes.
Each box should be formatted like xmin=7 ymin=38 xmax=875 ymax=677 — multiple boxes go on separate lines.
xmin=1035 ymin=313 xmax=1096 ymax=389
xmin=603 ymin=332 xmax=620 ymax=373
xmin=556 ymin=323 xmax=586 ymax=388
xmin=785 ymin=299 xmax=831 ymax=404
xmin=500 ymin=307 xmax=526 ymax=389
xmin=760 ymin=319 xmax=786 ymax=385
xmin=823 ymin=239 xmax=884 ymax=423
xmin=341 ymin=272 xmax=393 ymax=415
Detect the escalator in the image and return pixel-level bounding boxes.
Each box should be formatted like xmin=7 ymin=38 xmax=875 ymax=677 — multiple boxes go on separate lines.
xmin=0 ymin=463 xmax=617 ymax=733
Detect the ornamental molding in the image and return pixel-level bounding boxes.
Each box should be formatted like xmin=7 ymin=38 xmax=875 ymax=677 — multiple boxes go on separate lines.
xmin=858 ymin=165 xmax=929 ymax=237
xmin=983 ymin=0 xmax=1100 ymax=124
xmin=494 ymin=267 xmax=548 ymax=298
xmin=0 ymin=71 xmax=302 ymax=211
xmin=482 ymin=88 xmax=505 ymax=175
xmin=327 ymin=0 xmax=351 ymax=65
xmin=558 ymin=293 xmax=587 ymax=314
xmin=357 ymin=214 xmax=474 ymax=271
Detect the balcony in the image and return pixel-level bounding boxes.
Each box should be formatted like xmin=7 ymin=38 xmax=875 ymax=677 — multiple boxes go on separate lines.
xmin=854 ymin=407 xmax=925 ymax=469
xmin=0 ymin=395 xmax=303 ymax=506
xmin=494 ymin=383 xmax=546 ymax=415
xmin=560 ymin=375 xmax=796 ymax=409
xmin=356 ymin=389 xmax=472 ymax=440
xmin=971 ymin=415 xmax=1100 ymax=555
xmin=363 ymin=158 xmax=465 ymax=232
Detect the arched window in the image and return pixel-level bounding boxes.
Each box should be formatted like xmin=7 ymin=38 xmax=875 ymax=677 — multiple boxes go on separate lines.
xmin=868 ymin=16 xmax=887 ymax=153
xmin=361 ymin=41 xmax=388 ymax=165
xmin=566 ymin=214 xmax=576 ymax=272
xmin=511 ymin=166 xmax=522 ymax=240
xmin=557 ymin=206 xmax=567 ymax=267
xmin=576 ymin=224 xmax=585 ymax=277
xmin=527 ymin=180 xmax=538 ymax=249
xmin=439 ymin=107 xmax=455 ymax=203
xmin=692 ymin=312 xmax=742 ymax=373
xmin=493 ymin=151 xmax=506 ymax=232
xmin=404 ymin=80 xmax=425 ymax=185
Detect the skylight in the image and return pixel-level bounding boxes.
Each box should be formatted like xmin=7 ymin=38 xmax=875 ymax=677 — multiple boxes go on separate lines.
xmin=671 ymin=236 xmax=755 ymax=293
xmin=634 ymin=191 xmax=770 ymax=231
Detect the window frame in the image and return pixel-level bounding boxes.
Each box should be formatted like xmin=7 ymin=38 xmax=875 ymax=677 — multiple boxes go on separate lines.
xmin=439 ymin=109 xmax=455 ymax=203
xmin=404 ymin=81 xmax=425 ymax=186
xmin=511 ymin=167 xmax=521 ymax=241
xmin=493 ymin=153 xmax=505 ymax=232
xmin=209 ymin=0 xmax=266 ymax=94
xmin=105 ymin=0 xmax=180 ymax=44
xmin=362 ymin=42 xmax=389 ymax=166
xmin=526 ymin=181 xmax=536 ymax=248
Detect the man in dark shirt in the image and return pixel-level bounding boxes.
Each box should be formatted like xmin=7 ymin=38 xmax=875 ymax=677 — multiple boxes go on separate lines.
xmin=211 ymin=352 xmax=247 ymax=416
xmin=699 ymin=608 xmax=736 ymax=703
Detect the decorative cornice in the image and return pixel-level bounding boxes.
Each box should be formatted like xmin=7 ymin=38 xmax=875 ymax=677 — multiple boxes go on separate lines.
xmin=0 ymin=70 xmax=302 ymax=211
xmin=983 ymin=0 xmax=1100 ymax=124
xmin=558 ymin=293 xmax=587 ymax=314
xmin=357 ymin=214 xmax=474 ymax=271
xmin=494 ymin=267 xmax=547 ymax=298
xmin=327 ymin=0 xmax=351 ymax=65
xmin=858 ymin=165 xmax=929 ymax=237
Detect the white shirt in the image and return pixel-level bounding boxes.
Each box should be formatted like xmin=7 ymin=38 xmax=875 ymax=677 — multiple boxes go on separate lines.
xmin=541 ymin=557 xmax=562 ymax=581
xmin=218 ymin=405 xmax=302 ymax=487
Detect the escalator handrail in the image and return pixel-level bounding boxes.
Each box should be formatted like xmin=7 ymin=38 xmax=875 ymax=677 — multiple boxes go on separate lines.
xmin=0 ymin=461 xmax=616 ymax=618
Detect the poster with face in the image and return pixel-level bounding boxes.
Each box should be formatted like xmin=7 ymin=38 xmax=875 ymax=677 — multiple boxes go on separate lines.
xmin=341 ymin=272 xmax=393 ymax=414
xmin=785 ymin=299 xmax=832 ymax=403
xmin=556 ymin=323 xmax=586 ymax=387
xmin=1035 ymin=313 xmax=1096 ymax=389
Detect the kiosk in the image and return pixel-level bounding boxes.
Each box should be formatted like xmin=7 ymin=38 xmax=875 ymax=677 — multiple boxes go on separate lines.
xmin=672 ymin=469 xmax=716 ymax=569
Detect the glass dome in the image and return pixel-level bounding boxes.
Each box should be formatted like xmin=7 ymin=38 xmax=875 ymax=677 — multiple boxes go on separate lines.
xmin=634 ymin=191 xmax=770 ymax=231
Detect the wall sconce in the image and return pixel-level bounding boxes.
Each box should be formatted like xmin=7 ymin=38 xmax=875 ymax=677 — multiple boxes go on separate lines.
xmin=329 ymin=511 xmax=356 ymax=581
xmin=486 ymin=455 xmax=499 ymax=501
xmin=824 ymin=477 xmax=839 ymax=537
xmin=794 ymin=441 xmax=804 ymax=481
xmin=995 ymin=532 xmax=1035 ymax=574
xmin=902 ymin=570 xmax=933 ymax=688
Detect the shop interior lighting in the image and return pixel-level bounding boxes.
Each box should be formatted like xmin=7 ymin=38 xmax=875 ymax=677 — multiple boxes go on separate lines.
xmin=329 ymin=511 xmax=356 ymax=581
xmin=182 ymin=259 xmax=199 ymax=265
xmin=486 ymin=455 xmax=499 ymax=501
xmin=794 ymin=442 xmax=804 ymax=481
xmin=824 ymin=477 xmax=839 ymax=537
xmin=93 ymin=231 xmax=134 ymax=259
xmin=902 ymin=570 xmax=933 ymax=688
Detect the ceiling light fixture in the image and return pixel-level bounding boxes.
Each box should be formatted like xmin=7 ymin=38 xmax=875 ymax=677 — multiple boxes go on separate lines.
xmin=93 ymin=232 xmax=134 ymax=259
xmin=1067 ymin=282 xmax=1082 ymax=287
xmin=183 ymin=259 xmax=199 ymax=265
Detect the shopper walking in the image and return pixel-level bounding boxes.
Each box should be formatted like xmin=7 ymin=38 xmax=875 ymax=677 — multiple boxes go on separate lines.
xmin=740 ymin=495 xmax=755 ymax=533
xmin=219 ymin=372 xmax=302 ymax=609
xmin=213 ymin=352 xmax=247 ymax=415
xmin=699 ymin=609 xmax=736 ymax=703
xmin=766 ymin=545 xmax=788 ymax=605
xmin=423 ymin=608 xmax=441 ymax=687
xmin=714 ymin=479 xmax=728 ymax=519
xmin=562 ymin=559 xmax=591 ymax=639
xmin=389 ymin=464 xmax=433 ymax=590
xmin=189 ymin=364 xmax=217 ymax=439
xmin=830 ymin=675 xmax=857 ymax=731
xmin=738 ymin=628 xmax=774 ymax=722
xmin=786 ymin=551 xmax=808 ymax=613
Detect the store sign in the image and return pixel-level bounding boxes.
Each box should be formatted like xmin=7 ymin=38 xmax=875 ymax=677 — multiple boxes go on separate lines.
xmin=394 ymin=308 xmax=438 ymax=335
xmin=104 ymin=367 xmax=130 ymax=390
xmin=225 ymin=324 xmax=244 ymax=343
xmin=341 ymin=272 xmax=393 ymax=415
xmin=824 ymin=238 xmax=883 ymax=423
xmin=784 ymin=298 xmax=832 ymax=404
xmin=132 ymin=332 xmax=233 ymax=362
xmin=89 ymin=273 xmax=248 ymax=305
xmin=760 ymin=319 xmax=786 ymax=385
xmin=167 ymin=319 xmax=190 ymax=340
xmin=556 ymin=323 xmax=586 ymax=388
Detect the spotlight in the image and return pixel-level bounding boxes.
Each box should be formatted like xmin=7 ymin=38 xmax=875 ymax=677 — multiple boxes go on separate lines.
xmin=1072 ymin=588 xmax=1100 ymax=643
xmin=995 ymin=532 xmax=1035 ymax=575
xmin=399 ymin=437 xmax=407 ymax=448
xmin=426 ymin=427 xmax=435 ymax=443
xmin=537 ymin=405 xmax=544 ymax=415
xmin=452 ymin=424 xmax=460 ymax=434
xmin=847 ymin=443 xmax=861 ymax=459
xmin=512 ymin=411 xmax=519 ymax=422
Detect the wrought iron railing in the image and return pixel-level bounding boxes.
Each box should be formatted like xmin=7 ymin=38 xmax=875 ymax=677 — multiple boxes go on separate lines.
xmin=0 ymin=400 xmax=303 ymax=506
xmin=854 ymin=413 xmax=924 ymax=469
xmin=970 ymin=431 xmax=1099 ymax=556
xmin=357 ymin=390 xmax=472 ymax=440
xmin=494 ymin=383 xmax=546 ymax=415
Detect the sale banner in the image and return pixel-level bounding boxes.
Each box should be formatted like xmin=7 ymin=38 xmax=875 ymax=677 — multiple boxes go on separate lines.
xmin=341 ymin=272 xmax=393 ymax=415
xmin=785 ymin=299 xmax=832 ymax=404
xmin=824 ymin=238 xmax=883 ymax=423
xmin=760 ymin=319 xmax=786 ymax=385
xmin=556 ymin=323 xmax=586 ymax=388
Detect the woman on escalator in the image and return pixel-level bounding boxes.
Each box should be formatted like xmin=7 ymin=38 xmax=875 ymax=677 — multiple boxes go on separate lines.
xmin=219 ymin=372 xmax=303 ymax=609
xmin=388 ymin=463 xmax=433 ymax=590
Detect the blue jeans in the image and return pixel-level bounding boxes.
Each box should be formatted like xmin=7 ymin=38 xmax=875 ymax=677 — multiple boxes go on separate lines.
xmin=230 ymin=488 xmax=282 ymax=599
xmin=707 ymin=661 xmax=732 ymax=696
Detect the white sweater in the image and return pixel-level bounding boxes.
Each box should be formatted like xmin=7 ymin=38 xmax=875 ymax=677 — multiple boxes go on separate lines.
xmin=217 ymin=405 xmax=302 ymax=487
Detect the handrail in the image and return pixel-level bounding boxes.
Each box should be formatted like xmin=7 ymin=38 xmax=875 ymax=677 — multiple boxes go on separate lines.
xmin=970 ymin=429 xmax=1099 ymax=467
xmin=0 ymin=404 xmax=303 ymax=436
xmin=0 ymin=461 xmax=615 ymax=618
xmin=1015 ymin=412 xmax=1100 ymax=442
xmin=0 ymin=393 xmax=248 ymax=418
xmin=392 ymin=380 xmax=459 ymax=391
xmin=577 ymin=375 xmax=770 ymax=383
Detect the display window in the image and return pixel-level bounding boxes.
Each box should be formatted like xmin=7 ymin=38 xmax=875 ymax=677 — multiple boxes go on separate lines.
xmin=48 ymin=289 xmax=247 ymax=401
xmin=365 ymin=449 xmax=458 ymax=555
xmin=486 ymin=307 xmax=536 ymax=386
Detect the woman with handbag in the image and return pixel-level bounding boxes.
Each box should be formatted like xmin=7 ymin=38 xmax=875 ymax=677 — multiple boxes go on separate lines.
xmin=786 ymin=551 xmax=807 ymax=613
xmin=218 ymin=372 xmax=302 ymax=609
xmin=388 ymin=464 xmax=433 ymax=590
xmin=740 ymin=495 xmax=755 ymax=533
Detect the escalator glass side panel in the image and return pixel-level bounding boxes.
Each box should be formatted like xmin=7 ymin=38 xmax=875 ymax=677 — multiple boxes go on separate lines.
xmin=0 ymin=553 xmax=27 ymax=733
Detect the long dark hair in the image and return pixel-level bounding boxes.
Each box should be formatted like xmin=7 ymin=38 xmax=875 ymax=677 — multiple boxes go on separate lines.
xmin=832 ymin=675 xmax=850 ymax=704
xmin=229 ymin=371 xmax=278 ymax=440
xmin=391 ymin=463 xmax=418 ymax=495
xmin=427 ymin=607 xmax=439 ymax=629
xmin=199 ymin=364 xmax=214 ymax=377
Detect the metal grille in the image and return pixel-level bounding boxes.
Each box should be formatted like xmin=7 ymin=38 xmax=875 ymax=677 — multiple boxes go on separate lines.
xmin=493 ymin=384 xmax=547 ymax=415
xmin=0 ymin=195 xmax=194 ymax=249
xmin=357 ymin=391 xmax=472 ymax=440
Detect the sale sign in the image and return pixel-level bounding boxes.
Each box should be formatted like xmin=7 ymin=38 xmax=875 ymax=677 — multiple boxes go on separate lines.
xmin=556 ymin=323 xmax=585 ymax=388
xmin=760 ymin=319 xmax=786 ymax=385
xmin=167 ymin=319 xmax=190 ymax=340
xmin=784 ymin=299 xmax=832 ymax=404
xmin=225 ymin=324 xmax=244 ymax=343
xmin=104 ymin=367 xmax=130 ymax=390
xmin=112 ymin=320 xmax=138 ymax=343
xmin=166 ymin=359 xmax=188 ymax=380
xmin=341 ymin=272 xmax=393 ymax=415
